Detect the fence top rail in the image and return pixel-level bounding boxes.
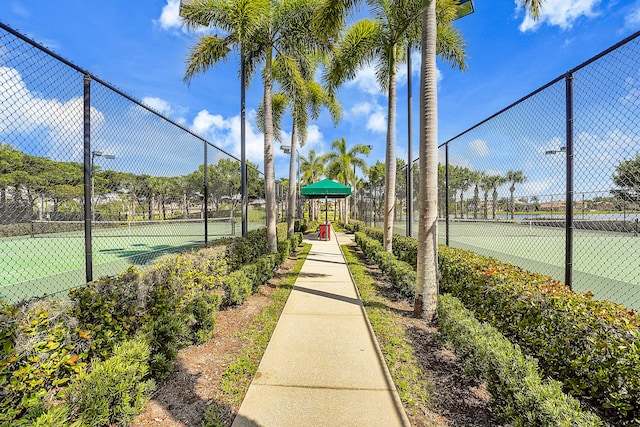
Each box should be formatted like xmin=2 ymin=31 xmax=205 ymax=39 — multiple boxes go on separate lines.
xmin=0 ymin=20 xmax=253 ymax=171
xmin=438 ymin=29 xmax=640 ymax=149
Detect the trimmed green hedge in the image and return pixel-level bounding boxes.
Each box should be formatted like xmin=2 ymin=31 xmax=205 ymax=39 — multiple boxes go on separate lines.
xmin=356 ymin=224 xmax=640 ymax=425
xmin=354 ymin=232 xmax=416 ymax=299
xmin=0 ymin=225 xmax=303 ymax=426
xmin=438 ymin=294 xmax=601 ymax=426
xmin=439 ymin=245 xmax=640 ymax=425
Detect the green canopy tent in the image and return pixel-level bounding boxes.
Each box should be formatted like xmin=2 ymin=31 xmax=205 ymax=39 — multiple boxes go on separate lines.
xmin=300 ymin=179 xmax=351 ymax=240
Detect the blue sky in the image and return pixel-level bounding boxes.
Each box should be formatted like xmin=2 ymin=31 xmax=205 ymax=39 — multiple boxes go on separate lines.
xmin=1 ymin=0 xmax=639 ymax=182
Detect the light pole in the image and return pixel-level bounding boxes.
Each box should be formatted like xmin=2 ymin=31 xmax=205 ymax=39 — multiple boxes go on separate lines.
xmin=91 ymin=150 xmax=115 ymax=221
xmin=280 ymin=145 xmax=301 ymax=218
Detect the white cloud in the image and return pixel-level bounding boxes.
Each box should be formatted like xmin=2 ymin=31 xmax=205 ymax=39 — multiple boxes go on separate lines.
xmin=191 ymin=110 xmax=264 ymax=169
xmin=0 ymin=66 xmax=105 ymax=160
xmin=346 ymin=63 xmax=382 ymax=95
xmin=469 ymin=139 xmax=490 ymax=157
xmin=142 ymin=96 xmax=173 ymax=116
xmin=348 ymin=100 xmax=386 ymax=134
xmin=366 ymin=110 xmax=387 ymax=133
xmin=155 ymin=0 xmax=182 ymax=31
xmin=625 ymin=4 xmax=640 ymax=30
xmin=350 ymin=102 xmax=373 ymax=116
xmin=518 ymin=0 xmax=601 ymax=32
xmin=192 ymin=110 xmax=226 ymax=134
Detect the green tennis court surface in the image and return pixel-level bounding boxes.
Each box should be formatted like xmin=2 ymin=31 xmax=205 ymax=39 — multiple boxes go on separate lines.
xmin=0 ymin=219 xmax=250 ymax=304
xmin=390 ymin=220 xmax=639 ymax=310
xmin=441 ymin=221 xmax=640 ymax=310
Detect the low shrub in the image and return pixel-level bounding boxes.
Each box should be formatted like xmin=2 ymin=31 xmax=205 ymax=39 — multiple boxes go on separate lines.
xmin=439 ymin=245 xmax=640 ymax=424
xmin=355 ymin=232 xmax=416 ymax=299
xmin=0 ymin=299 xmax=89 ymax=425
xmin=227 ymin=227 xmax=269 ymax=269
xmin=438 ymin=294 xmax=601 ymax=426
xmin=64 ymin=337 xmax=155 ymax=426
xmin=357 ymin=224 xmax=640 ymax=424
xmin=1 ymin=226 xmax=303 ymax=425
xmin=222 ymin=270 xmax=254 ymax=306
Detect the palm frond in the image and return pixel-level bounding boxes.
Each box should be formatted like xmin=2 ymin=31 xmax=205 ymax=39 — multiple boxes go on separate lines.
xmin=184 ymin=35 xmax=232 ymax=83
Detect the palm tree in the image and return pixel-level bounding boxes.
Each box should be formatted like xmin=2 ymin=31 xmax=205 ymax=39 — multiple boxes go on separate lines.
xmin=415 ymin=0 xmax=542 ymax=320
xmin=265 ymin=54 xmax=341 ymax=238
xmin=367 ymin=160 xmax=386 ymax=225
xmin=183 ymin=0 xmax=324 ymax=252
xmin=480 ymin=173 xmax=494 ymax=220
xmin=182 ymin=0 xmax=269 ymax=236
xmin=325 ymin=0 xmax=465 ymax=253
xmin=485 ymin=174 xmax=507 ymax=220
xmin=470 ymin=171 xmax=485 ymax=219
xmin=300 ymin=150 xmax=325 ymax=221
xmin=457 ymin=167 xmax=472 ymax=219
xmin=323 ymin=137 xmax=371 ymax=221
xmin=506 ymin=170 xmax=526 ymax=220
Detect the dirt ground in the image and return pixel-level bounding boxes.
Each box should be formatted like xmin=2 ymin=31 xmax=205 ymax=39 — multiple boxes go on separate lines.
xmin=134 ymin=242 xmax=499 ymax=427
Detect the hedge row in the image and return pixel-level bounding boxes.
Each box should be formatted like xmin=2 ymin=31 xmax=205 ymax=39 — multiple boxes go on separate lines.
xmin=0 ymin=225 xmax=302 ymax=426
xmin=438 ymin=294 xmax=601 ymax=426
xmin=350 ymin=226 xmax=600 ymax=425
xmin=354 ymin=231 xmax=416 ymax=299
xmin=349 ymin=223 xmax=640 ymax=425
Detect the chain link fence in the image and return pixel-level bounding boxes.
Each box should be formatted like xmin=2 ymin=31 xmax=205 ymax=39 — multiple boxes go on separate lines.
xmin=0 ymin=22 xmax=272 ymax=304
xmin=358 ymin=31 xmax=640 ymax=310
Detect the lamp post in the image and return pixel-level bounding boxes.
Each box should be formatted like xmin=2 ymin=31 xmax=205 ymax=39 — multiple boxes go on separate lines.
xmin=280 ymin=145 xmax=301 ymax=218
xmin=91 ymin=150 xmax=115 ymax=221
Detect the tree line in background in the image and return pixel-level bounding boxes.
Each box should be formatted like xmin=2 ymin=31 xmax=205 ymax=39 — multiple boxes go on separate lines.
xmin=0 ymin=142 xmax=264 ymax=224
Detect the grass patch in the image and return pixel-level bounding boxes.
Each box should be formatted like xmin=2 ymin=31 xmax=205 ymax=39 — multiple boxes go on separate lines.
xmin=342 ymin=244 xmax=432 ymax=419
xmin=203 ymin=243 xmax=311 ymax=426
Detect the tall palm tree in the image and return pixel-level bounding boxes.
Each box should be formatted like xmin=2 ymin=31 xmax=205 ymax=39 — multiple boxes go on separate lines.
xmin=457 ymin=167 xmax=472 ymax=219
xmin=470 ymin=171 xmax=485 ymax=219
xmin=184 ymin=0 xmax=324 ymax=252
xmin=267 ymin=54 xmax=341 ymax=238
xmin=182 ymin=0 xmax=269 ymax=237
xmin=480 ymin=173 xmax=494 ymax=220
xmin=325 ymin=0 xmax=465 ymax=253
xmin=300 ymin=150 xmax=326 ymax=220
xmin=486 ymin=174 xmax=507 ymax=220
xmin=323 ymin=137 xmax=371 ymax=221
xmin=506 ymin=170 xmax=526 ymax=220
xmin=415 ymin=0 xmax=542 ymax=320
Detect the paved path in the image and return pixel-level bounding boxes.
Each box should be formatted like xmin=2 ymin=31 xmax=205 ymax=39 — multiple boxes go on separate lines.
xmin=232 ymin=228 xmax=411 ymax=427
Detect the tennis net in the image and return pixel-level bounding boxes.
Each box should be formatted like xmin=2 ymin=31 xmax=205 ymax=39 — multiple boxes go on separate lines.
xmin=29 ymin=218 xmax=235 ymax=238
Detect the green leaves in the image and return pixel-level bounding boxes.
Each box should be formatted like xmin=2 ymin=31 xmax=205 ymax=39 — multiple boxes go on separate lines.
xmin=438 ymin=294 xmax=602 ymax=426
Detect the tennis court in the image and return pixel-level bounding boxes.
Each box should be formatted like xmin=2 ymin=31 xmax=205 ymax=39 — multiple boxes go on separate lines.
xmin=438 ymin=220 xmax=640 ymax=310
xmin=0 ymin=219 xmax=240 ymax=303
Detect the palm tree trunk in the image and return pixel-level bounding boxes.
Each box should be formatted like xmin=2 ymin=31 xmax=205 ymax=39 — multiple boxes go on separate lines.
xmin=484 ymin=192 xmax=488 ymax=219
xmin=510 ymin=187 xmax=515 ymax=220
xmin=473 ymin=186 xmax=479 ymax=219
xmin=264 ymin=46 xmax=278 ymax=252
xmin=287 ymin=123 xmax=297 ymax=239
xmin=383 ymin=56 xmax=397 ymax=253
xmin=414 ymin=0 xmax=439 ymax=321
xmin=492 ymin=189 xmax=498 ymax=220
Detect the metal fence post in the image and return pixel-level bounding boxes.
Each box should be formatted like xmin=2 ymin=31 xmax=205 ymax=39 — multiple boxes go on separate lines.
xmin=445 ymin=142 xmax=450 ymax=246
xmin=241 ymin=53 xmax=248 ymax=236
xmin=565 ymin=72 xmax=574 ymax=290
xmin=407 ymin=45 xmax=413 ymax=237
xmin=83 ymin=74 xmax=93 ymax=283
xmin=204 ymin=141 xmax=208 ymax=244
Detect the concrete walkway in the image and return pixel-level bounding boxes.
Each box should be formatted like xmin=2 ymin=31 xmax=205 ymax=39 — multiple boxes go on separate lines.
xmin=232 ymin=227 xmax=411 ymax=427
